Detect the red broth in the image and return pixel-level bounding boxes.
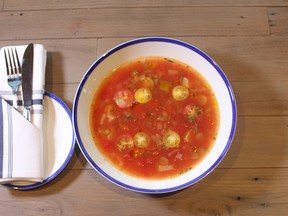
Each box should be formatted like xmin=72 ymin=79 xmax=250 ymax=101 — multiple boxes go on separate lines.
xmin=90 ymin=56 xmax=219 ymax=179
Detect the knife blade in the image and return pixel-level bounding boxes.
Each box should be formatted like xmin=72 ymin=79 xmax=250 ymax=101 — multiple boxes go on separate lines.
xmin=21 ymin=43 xmax=34 ymax=121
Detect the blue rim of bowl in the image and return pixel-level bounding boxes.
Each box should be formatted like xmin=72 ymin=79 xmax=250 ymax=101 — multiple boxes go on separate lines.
xmin=73 ymin=37 xmax=237 ymax=193
xmin=4 ymin=91 xmax=75 ymax=190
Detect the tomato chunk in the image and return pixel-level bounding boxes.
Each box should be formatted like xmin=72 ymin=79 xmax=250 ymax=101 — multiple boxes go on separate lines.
xmin=114 ymin=90 xmax=134 ymax=108
xmin=134 ymin=88 xmax=152 ymax=103
xmin=117 ymin=135 xmax=134 ymax=151
xmin=134 ymin=132 xmax=150 ymax=148
xmin=172 ymin=85 xmax=189 ymax=101
xmin=183 ymin=104 xmax=202 ymax=122
xmin=162 ymin=130 xmax=180 ymax=148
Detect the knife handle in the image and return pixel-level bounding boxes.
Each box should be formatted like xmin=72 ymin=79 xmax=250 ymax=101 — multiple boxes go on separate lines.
xmin=23 ymin=108 xmax=31 ymax=122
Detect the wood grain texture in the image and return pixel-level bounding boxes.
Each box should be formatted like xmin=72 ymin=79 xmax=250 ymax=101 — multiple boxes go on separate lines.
xmin=0 ymin=0 xmax=3 ymax=11
xmin=234 ymin=81 xmax=288 ymax=116
xmin=220 ymin=116 xmax=288 ymax=168
xmin=268 ymin=7 xmax=288 ymax=35
xmin=0 ymin=7 xmax=269 ymax=40
xmin=3 ymin=0 xmax=288 ymax=10
xmin=1 ymin=168 xmax=288 ymax=215
xmin=0 ymin=0 xmax=288 ymax=215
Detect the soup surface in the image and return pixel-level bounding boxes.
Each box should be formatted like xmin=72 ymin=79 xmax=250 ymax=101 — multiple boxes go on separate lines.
xmin=90 ymin=56 xmax=219 ymax=179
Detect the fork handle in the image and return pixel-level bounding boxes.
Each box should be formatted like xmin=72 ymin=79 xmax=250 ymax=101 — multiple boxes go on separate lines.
xmin=12 ymin=94 xmax=19 ymax=110
xmin=12 ymin=97 xmax=18 ymax=109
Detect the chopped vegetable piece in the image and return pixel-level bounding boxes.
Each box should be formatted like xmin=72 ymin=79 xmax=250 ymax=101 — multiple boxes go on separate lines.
xmin=196 ymin=133 xmax=204 ymax=140
xmin=98 ymin=128 xmax=111 ymax=136
xmin=172 ymin=85 xmax=189 ymax=101
xmin=181 ymin=77 xmax=190 ymax=88
xmin=131 ymin=70 xmax=138 ymax=76
xmin=158 ymin=156 xmax=169 ymax=165
xmin=196 ymin=95 xmax=208 ymax=106
xmin=159 ymin=80 xmax=171 ymax=91
xmin=134 ymin=132 xmax=150 ymax=148
xmin=158 ymin=165 xmax=174 ymax=171
xmin=175 ymin=153 xmax=183 ymax=160
xmin=106 ymin=105 xmax=116 ymax=122
xmin=117 ymin=135 xmax=134 ymax=151
xmin=134 ymin=88 xmax=152 ymax=103
xmin=114 ymin=90 xmax=134 ymax=108
xmin=168 ymin=69 xmax=178 ymax=75
xmin=192 ymin=148 xmax=206 ymax=159
xmin=130 ymin=149 xmax=143 ymax=158
xmin=183 ymin=104 xmax=202 ymax=122
xmin=191 ymin=151 xmax=199 ymax=159
xmin=141 ymin=77 xmax=154 ymax=88
xmin=184 ymin=129 xmax=194 ymax=143
xmin=162 ymin=130 xmax=180 ymax=148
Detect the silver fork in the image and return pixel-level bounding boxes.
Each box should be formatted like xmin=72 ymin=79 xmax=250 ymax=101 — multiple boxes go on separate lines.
xmin=4 ymin=48 xmax=22 ymax=109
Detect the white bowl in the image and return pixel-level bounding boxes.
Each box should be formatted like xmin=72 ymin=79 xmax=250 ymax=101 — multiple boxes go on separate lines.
xmin=73 ymin=37 xmax=237 ymax=193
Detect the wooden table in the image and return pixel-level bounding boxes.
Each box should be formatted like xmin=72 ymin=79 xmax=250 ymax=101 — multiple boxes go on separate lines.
xmin=0 ymin=1 xmax=287 ymax=215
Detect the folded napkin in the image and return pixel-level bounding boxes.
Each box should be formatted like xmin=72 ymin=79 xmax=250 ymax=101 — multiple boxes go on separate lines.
xmin=0 ymin=44 xmax=46 ymax=184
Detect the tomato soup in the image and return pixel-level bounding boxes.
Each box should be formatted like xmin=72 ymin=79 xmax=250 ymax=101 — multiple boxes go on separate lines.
xmin=90 ymin=56 xmax=219 ymax=179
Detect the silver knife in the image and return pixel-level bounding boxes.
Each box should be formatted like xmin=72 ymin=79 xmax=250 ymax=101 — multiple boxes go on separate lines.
xmin=21 ymin=43 xmax=34 ymax=121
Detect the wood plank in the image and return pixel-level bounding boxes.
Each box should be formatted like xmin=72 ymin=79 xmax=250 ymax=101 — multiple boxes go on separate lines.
xmin=234 ymin=81 xmax=288 ymax=116
xmin=98 ymin=36 xmax=288 ymax=82
xmin=42 ymin=39 xmax=97 ymax=84
xmin=220 ymin=116 xmax=288 ymax=168
xmin=268 ymin=7 xmax=288 ymax=35
xmin=2 ymin=36 xmax=287 ymax=84
xmin=0 ymin=7 xmax=269 ymax=40
xmin=0 ymin=168 xmax=287 ymax=215
xmin=3 ymin=0 xmax=288 ymax=10
xmin=0 ymin=0 xmax=3 ymax=11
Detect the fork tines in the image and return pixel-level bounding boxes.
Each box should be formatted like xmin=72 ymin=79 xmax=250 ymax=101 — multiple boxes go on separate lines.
xmin=4 ymin=47 xmax=22 ymax=98
xmin=4 ymin=48 xmax=21 ymax=77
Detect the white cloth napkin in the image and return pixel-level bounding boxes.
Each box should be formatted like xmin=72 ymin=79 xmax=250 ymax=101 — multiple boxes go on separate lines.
xmin=0 ymin=44 xmax=46 ymax=184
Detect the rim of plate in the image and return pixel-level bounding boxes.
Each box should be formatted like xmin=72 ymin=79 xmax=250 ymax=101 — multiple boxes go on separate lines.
xmin=4 ymin=91 xmax=75 ymax=190
xmin=73 ymin=37 xmax=237 ymax=193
